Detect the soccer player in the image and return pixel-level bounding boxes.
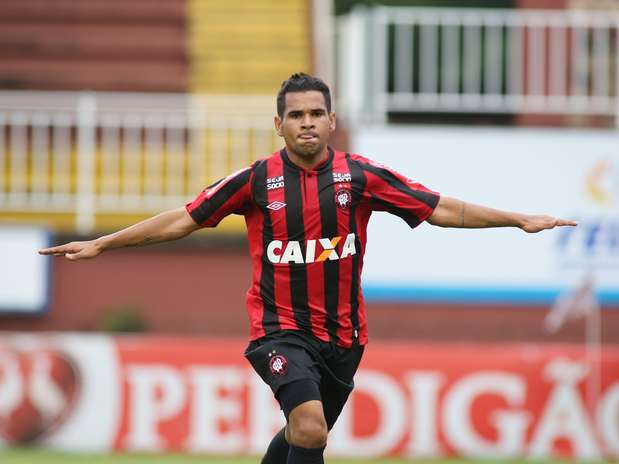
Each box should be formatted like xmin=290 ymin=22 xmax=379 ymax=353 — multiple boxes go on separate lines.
xmin=39 ymin=73 xmax=576 ymax=464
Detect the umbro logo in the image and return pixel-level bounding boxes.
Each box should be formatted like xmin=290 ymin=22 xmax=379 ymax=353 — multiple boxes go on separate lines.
xmin=267 ymin=201 xmax=286 ymax=211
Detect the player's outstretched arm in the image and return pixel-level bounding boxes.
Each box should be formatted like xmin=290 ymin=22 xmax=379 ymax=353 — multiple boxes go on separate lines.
xmin=427 ymin=196 xmax=577 ymax=233
xmin=38 ymin=207 xmax=201 ymax=260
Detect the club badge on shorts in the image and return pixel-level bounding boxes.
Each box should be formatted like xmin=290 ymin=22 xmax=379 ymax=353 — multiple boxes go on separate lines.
xmin=268 ymin=351 xmax=288 ymax=376
xmin=335 ymin=188 xmax=351 ymax=210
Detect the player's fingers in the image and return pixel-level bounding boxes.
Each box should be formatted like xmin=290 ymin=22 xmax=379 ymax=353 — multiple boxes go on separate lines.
xmin=38 ymin=247 xmax=61 ymax=255
xmin=556 ymin=218 xmax=577 ymax=227
xmin=39 ymin=247 xmax=71 ymax=255
xmin=39 ymin=244 xmax=80 ymax=256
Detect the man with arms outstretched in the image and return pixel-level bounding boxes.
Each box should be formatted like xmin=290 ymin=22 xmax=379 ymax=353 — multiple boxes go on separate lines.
xmin=40 ymin=73 xmax=576 ymax=464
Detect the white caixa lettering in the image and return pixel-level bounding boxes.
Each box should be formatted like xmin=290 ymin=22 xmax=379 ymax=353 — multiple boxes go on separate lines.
xmin=266 ymin=233 xmax=357 ymax=264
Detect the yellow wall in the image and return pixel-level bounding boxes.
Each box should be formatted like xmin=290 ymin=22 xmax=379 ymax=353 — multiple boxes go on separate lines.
xmin=188 ymin=0 xmax=312 ymax=94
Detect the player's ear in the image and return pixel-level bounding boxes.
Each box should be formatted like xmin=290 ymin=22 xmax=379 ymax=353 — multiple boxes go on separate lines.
xmin=329 ymin=112 xmax=336 ymax=132
xmin=274 ymin=115 xmax=283 ymax=137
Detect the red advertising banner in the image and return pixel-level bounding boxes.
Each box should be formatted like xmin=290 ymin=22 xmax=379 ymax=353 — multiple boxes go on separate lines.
xmin=0 ymin=334 xmax=617 ymax=460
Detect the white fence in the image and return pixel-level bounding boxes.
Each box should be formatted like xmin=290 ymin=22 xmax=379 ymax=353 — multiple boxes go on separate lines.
xmin=3 ymin=6 xmax=618 ymax=233
xmin=337 ymin=7 xmax=619 ymax=124
xmin=0 ymin=92 xmax=279 ymax=233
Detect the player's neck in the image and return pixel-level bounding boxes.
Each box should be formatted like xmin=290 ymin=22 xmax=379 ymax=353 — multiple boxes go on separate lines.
xmin=285 ymin=146 xmax=329 ymax=171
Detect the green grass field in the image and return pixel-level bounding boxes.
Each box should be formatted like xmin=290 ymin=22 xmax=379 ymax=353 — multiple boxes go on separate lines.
xmin=0 ymin=450 xmax=609 ymax=464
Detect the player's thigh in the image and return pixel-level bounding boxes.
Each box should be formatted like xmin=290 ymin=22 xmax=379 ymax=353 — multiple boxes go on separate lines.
xmin=320 ymin=380 xmax=352 ymax=429
xmin=321 ymin=344 xmax=365 ymax=429
xmin=277 ymin=377 xmax=322 ymax=421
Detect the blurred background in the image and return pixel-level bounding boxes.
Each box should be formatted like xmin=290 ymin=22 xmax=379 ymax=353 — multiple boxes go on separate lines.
xmin=0 ymin=0 xmax=618 ymax=462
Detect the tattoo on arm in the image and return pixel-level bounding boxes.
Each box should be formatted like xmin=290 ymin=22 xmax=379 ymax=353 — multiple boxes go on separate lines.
xmin=140 ymin=236 xmax=156 ymax=245
xmin=130 ymin=235 xmax=156 ymax=247
xmin=460 ymin=201 xmax=466 ymax=227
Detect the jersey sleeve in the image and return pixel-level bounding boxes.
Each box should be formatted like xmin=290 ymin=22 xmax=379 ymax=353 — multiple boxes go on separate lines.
xmin=185 ymin=166 xmax=253 ymax=227
xmin=353 ymin=154 xmax=440 ymax=228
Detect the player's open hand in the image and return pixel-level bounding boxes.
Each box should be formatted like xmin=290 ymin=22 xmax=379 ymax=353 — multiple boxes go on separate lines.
xmin=38 ymin=240 xmax=103 ymax=260
xmin=520 ymin=214 xmax=577 ymax=233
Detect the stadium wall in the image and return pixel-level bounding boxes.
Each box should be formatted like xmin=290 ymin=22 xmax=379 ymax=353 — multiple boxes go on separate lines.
xmin=0 ymin=0 xmax=313 ymax=94
xmin=1 ymin=240 xmax=618 ymax=343
xmin=0 ymin=0 xmax=187 ymax=92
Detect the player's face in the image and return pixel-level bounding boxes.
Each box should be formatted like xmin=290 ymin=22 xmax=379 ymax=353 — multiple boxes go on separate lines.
xmin=275 ymin=91 xmax=336 ymax=160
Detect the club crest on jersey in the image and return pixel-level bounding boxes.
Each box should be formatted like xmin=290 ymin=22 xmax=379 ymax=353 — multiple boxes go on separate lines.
xmin=335 ymin=188 xmax=352 ymax=210
xmin=269 ymin=354 xmax=288 ymax=376
xmin=267 ymin=233 xmax=357 ymax=264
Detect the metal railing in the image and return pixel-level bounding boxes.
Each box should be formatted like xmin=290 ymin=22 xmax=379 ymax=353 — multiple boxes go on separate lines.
xmin=337 ymin=7 xmax=619 ymax=125
xmin=0 ymin=92 xmax=280 ymax=233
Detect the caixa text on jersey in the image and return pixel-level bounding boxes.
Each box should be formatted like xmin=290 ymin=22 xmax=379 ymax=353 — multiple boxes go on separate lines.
xmin=267 ymin=233 xmax=357 ymax=264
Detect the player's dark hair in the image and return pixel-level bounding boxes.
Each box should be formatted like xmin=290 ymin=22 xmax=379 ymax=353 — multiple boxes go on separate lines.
xmin=276 ymin=72 xmax=331 ymax=118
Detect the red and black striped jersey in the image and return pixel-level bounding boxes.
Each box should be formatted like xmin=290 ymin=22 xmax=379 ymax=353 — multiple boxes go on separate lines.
xmin=186 ymin=147 xmax=440 ymax=347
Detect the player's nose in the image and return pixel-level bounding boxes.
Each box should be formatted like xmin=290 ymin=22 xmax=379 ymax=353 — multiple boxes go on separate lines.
xmin=300 ymin=113 xmax=313 ymax=128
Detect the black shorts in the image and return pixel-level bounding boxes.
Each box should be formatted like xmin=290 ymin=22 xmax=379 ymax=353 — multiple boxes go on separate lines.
xmin=244 ymin=330 xmax=364 ymax=429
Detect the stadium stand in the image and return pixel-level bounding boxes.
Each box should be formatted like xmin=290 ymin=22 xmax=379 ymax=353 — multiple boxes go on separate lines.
xmin=0 ymin=0 xmax=303 ymax=233
xmin=188 ymin=0 xmax=311 ymax=93
xmin=0 ymin=0 xmax=187 ymax=92
xmin=1 ymin=1 xmax=616 ymax=348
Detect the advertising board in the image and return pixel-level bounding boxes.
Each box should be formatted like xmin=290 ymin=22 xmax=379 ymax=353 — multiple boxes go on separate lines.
xmin=0 ymin=334 xmax=617 ymax=460
xmin=0 ymin=226 xmax=50 ymax=314
xmin=353 ymin=127 xmax=619 ymax=304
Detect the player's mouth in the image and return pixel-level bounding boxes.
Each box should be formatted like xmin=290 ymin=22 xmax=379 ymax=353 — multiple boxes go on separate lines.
xmin=298 ymin=132 xmax=319 ymax=142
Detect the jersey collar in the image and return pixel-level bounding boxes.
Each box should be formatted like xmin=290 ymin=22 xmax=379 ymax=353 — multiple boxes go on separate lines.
xmin=280 ymin=146 xmax=334 ymax=173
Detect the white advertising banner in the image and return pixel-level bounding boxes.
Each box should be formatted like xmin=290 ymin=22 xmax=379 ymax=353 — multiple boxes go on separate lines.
xmin=0 ymin=226 xmax=50 ymax=313
xmin=353 ymin=126 xmax=619 ymax=304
